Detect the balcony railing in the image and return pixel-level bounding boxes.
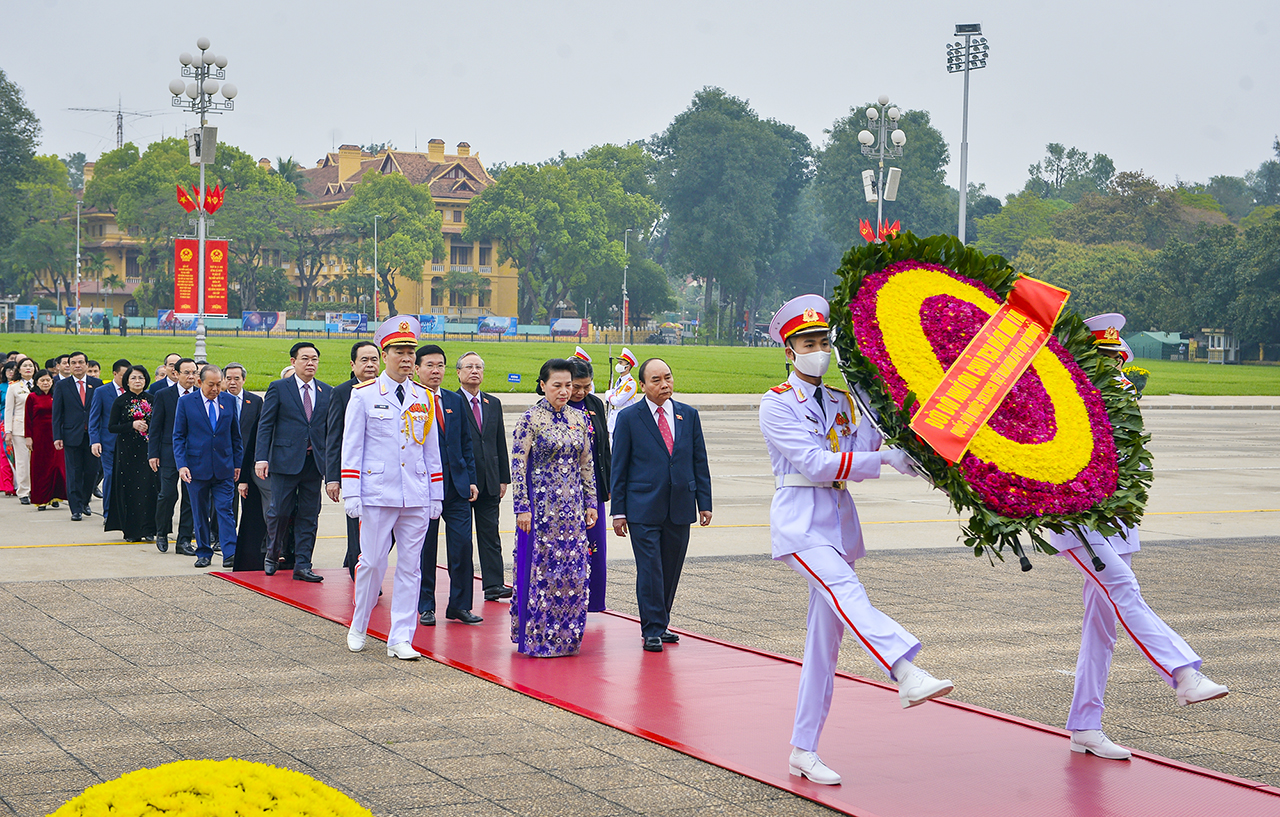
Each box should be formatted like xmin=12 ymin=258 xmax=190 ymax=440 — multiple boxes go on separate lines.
xmin=431 ymin=264 xmax=445 ymax=272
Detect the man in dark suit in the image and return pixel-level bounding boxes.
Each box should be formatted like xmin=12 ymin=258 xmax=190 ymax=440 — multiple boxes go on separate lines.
xmin=325 ymin=340 xmax=382 ymax=580
xmin=89 ymin=358 xmax=130 ymax=525
xmin=148 ymin=358 xmax=199 ymax=555
xmin=221 ymin=363 xmax=254 ymax=526
xmin=415 ymin=344 xmax=481 ymax=625
xmin=455 ymin=351 xmax=512 ymax=601
xmin=148 ymin=353 xmax=182 ymax=395
xmin=51 ymin=351 xmax=103 ymax=520
xmin=610 ymin=358 xmax=713 ymax=652
xmin=254 ymin=342 xmax=330 ymax=582
xmin=173 ymin=365 xmax=243 ymax=569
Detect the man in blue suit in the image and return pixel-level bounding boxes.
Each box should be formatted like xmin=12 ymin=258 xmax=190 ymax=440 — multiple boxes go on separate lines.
xmin=89 ymin=359 xmax=130 ymax=525
xmin=173 ymin=365 xmax=242 ymax=569
xmin=254 ymin=342 xmax=331 ymax=582
xmin=51 ymin=350 xmax=103 ymax=520
xmin=611 ymin=358 xmax=713 ymax=652
xmin=414 ymin=344 xmax=481 ymax=626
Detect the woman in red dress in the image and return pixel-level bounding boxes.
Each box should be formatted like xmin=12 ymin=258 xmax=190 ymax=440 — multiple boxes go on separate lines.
xmin=23 ymin=370 xmax=66 ymax=510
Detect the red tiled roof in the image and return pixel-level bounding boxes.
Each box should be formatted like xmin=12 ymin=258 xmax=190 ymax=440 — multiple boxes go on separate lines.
xmin=298 ymin=149 xmax=494 ymax=207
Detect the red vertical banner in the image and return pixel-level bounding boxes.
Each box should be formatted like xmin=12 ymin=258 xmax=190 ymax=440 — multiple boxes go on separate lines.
xmin=204 ymin=240 xmax=229 ymax=316
xmin=173 ymin=239 xmax=199 ymax=314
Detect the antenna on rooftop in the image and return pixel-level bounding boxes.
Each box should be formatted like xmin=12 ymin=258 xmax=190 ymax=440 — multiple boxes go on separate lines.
xmin=67 ymin=97 xmax=160 ymax=149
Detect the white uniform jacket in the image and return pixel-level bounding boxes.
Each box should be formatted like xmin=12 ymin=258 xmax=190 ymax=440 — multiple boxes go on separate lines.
xmin=1047 ymin=372 xmax=1141 ymax=556
xmin=760 ymin=372 xmax=883 ymax=561
xmin=605 ymin=373 xmax=643 ymax=435
xmin=340 ymin=372 xmax=444 ymax=508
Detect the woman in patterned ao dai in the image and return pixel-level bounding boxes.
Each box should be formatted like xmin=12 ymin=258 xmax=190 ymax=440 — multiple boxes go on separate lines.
xmin=511 ymin=359 xmax=598 ymax=657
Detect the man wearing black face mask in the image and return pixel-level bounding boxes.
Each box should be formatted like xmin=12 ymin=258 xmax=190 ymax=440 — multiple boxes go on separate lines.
xmin=760 ymin=294 xmax=953 ymax=787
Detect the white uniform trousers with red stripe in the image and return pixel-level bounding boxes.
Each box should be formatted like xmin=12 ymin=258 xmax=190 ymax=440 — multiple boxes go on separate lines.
xmin=1063 ymin=542 xmax=1200 ymax=731
xmin=351 ymin=504 xmax=431 ymax=647
xmin=782 ymin=545 xmax=921 ymax=751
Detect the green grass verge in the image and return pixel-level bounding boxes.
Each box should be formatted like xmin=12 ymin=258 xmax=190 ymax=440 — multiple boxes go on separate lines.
xmin=5 ymin=334 xmax=1277 ymax=395
xmin=0 ymin=334 xmax=793 ymax=393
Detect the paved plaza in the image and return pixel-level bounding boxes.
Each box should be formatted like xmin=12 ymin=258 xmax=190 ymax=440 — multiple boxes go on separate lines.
xmin=1 ymin=404 xmax=1278 ymax=815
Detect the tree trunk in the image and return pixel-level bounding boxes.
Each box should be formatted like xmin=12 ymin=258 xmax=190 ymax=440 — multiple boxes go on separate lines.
xmin=381 ymin=270 xmax=399 ymax=317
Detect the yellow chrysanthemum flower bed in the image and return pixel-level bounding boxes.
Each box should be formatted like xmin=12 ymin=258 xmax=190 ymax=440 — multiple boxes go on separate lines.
xmin=47 ymin=759 xmax=373 ymax=817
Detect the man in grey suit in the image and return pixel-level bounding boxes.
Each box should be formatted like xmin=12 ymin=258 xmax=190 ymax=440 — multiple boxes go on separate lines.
xmin=455 ymin=351 xmax=512 ymax=601
xmin=254 ymin=342 xmax=330 ymax=582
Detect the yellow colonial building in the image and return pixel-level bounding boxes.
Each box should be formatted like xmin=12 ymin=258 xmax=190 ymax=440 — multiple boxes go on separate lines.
xmin=296 ymin=139 xmax=517 ymax=319
xmin=43 ymin=139 xmax=515 ymax=321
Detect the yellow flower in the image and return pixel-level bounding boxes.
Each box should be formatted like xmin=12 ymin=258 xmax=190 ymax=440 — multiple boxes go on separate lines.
xmin=48 ymin=759 xmax=373 ymax=817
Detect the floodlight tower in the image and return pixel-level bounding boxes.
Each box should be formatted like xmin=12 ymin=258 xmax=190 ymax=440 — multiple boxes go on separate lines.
xmin=947 ymin=23 xmax=989 ymax=244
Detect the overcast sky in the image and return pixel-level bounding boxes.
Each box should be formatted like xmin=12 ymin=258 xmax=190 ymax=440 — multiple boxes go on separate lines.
xmin=5 ymin=0 xmax=1277 ymax=200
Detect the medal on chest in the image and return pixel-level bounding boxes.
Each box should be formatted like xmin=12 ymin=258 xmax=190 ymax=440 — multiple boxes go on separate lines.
xmin=402 ymin=401 xmax=431 ymax=444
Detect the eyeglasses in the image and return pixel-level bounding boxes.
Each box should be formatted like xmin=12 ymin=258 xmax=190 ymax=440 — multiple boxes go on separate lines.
xmin=459 ymin=364 xmax=484 ymax=371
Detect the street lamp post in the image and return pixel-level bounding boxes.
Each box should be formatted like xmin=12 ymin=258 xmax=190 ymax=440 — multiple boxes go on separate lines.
xmin=857 ymin=95 xmax=906 ymax=242
xmin=622 ymin=228 xmax=632 ymax=344
xmin=372 ymin=215 xmax=380 ymax=322
xmin=947 ymin=24 xmax=989 ymax=244
xmin=74 ymin=200 xmax=82 ymax=334
xmin=167 ymin=36 xmax=237 ymax=362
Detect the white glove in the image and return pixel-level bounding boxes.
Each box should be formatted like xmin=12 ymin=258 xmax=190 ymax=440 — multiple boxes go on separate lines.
xmin=427 ymin=500 xmax=442 ymax=519
xmin=880 ymin=448 xmax=916 ymax=476
xmin=344 ymin=497 xmax=362 ymax=518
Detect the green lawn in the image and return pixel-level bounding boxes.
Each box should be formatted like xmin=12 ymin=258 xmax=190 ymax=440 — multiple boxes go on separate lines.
xmin=5 ymin=333 xmax=1277 ymax=395
xmin=0 ymin=334 xmax=792 ymax=393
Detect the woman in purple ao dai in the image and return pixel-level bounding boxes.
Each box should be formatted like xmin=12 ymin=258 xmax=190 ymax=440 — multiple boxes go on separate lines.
xmin=511 ymin=359 xmax=599 ymax=657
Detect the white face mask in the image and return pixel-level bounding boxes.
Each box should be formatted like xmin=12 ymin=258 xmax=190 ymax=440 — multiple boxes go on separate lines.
xmin=615 ymin=363 xmax=629 ymax=374
xmin=791 ymin=349 xmax=831 ymax=377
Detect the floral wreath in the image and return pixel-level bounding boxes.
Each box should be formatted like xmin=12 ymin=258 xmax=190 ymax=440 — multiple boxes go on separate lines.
xmin=830 ymin=232 xmax=1152 ymax=562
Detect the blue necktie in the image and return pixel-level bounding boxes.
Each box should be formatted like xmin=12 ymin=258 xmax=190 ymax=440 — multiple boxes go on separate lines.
xmin=207 ymin=398 xmax=217 ymax=428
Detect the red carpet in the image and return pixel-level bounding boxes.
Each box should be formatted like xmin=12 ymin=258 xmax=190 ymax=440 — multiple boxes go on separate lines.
xmin=216 ymin=568 xmax=1280 ymax=816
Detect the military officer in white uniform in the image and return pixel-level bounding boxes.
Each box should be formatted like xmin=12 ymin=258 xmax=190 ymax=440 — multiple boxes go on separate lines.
xmin=342 ymin=315 xmax=444 ymax=659
xmin=1049 ymin=313 xmax=1227 ymax=760
xmin=760 ymin=295 xmax=954 ymax=786
xmin=605 ymin=347 xmax=642 ymax=442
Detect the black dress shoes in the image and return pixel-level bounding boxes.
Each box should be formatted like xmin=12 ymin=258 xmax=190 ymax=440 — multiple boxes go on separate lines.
xmin=92 ymin=487 xmax=102 ymax=499
xmin=293 ymin=568 xmax=324 ymax=582
xmin=660 ymin=631 xmax=680 ymax=643
xmin=82 ymin=509 xmax=92 ymax=518
xmin=176 ymin=542 xmax=197 ymax=557
xmin=156 ymin=536 xmax=169 ymax=553
xmin=484 ymin=586 xmax=514 ymax=601
xmin=221 ymin=557 xmax=234 ymax=569
xmin=263 ymin=560 xmax=277 ymax=575
xmin=446 ymin=609 xmax=483 ymax=624
xmin=19 ymin=496 xmax=30 ymax=505
xmin=193 ymin=557 xmax=212 ymax=568
xmin=419 ymin=610 xmax=436 ymax=626
xmin=643 ymin=637 xmax=664 ymax=652
xmin=70 ymin=513 xmax=82 ymax=522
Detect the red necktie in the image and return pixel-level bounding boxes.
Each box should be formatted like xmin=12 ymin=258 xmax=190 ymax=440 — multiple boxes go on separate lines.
xmin=78 ymin=380 xmax=85 ymax=405
xmin=656 ymin=405 xmax=674 ymax=456
xmin=471 ymin=396 xmax=483 ymax=432
xmin=435 ymin=395 xmax=444 ymax=432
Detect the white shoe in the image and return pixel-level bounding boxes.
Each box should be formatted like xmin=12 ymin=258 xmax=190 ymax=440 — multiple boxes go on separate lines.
xmin=387 ymin=642 xmax=421 ymax=660
xmin=788 ymin=748 xmax=842 ymax=785
xmin=1175 ymin=670 xmax=1228 ymax=706
xmin=1070 ymin=730 xmax=1131 ymax=760
xmin=346 ymin=630 xmax=366 ymax=653
xmin=895 ymin=665 xmax=954 ymax=709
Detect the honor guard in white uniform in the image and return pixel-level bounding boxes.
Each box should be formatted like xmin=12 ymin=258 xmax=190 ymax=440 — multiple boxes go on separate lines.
xmin=761 ymin=295 xmax=954 ymax=786
xmin=605 ymin=347 xmax=642 ymax=440
xmin=1049 ymin=313 xmax=1227 ymax=760
xmin=342 ymin=315 xmax=444 ymax=659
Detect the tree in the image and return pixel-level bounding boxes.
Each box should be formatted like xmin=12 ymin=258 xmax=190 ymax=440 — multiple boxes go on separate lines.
xmin=1024 ymin=143 xmax=1114 ymax=202
xmin=64 ymin=151 xmax=86 ymax=191
xmin=1149 ymin=225 xmax=1240 ymax=336
xmin=1245 ymin=136 xmax=1280 ymax=207
xmin=2 ymin=155 xmax=76 ymax=307
xmin=973 ymin=190 xmax=1069 ymax=258
xmin=1052 ymin=171 xmax=1229 ymax=250
xmin=652 ymin=88 xmax=812 ymax=337
xmin=335 ymin=170 xmax=445 ymax=317
xmin=281 ymin=207 xmax=340 ymax=316
xmin=1229 ymin=210 xmax=1280 ymax=344
xmin=1204 ymin=175 xmax=1256 ymax=222
xmin=216 ymin=172 xmax=300 ymax=313
xmin=965 ymin=183 xmax=1003 ymax=245
xmin=1012 ymin=238 xmax=1158 ymax=330
xmin=815 ymin=104 xmax=955 ymax=252
xmin=274 ymin=156 xmax=310 ymax=197
xmin=0 ymin=68 xmax=40 ymax=296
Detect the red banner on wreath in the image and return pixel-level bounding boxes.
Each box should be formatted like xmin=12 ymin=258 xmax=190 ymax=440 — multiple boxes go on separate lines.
xmin=173 ymin=239 xmax=199 ymax=314
xmin=204 ymin=239 xmax=229 ymax=316
xmin=909 ymin=275 xmax=1071 ymax=464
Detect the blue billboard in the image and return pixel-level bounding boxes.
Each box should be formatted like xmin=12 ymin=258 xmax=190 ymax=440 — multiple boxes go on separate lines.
xmin=478 ymin=316 xmax=517 ymax=336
